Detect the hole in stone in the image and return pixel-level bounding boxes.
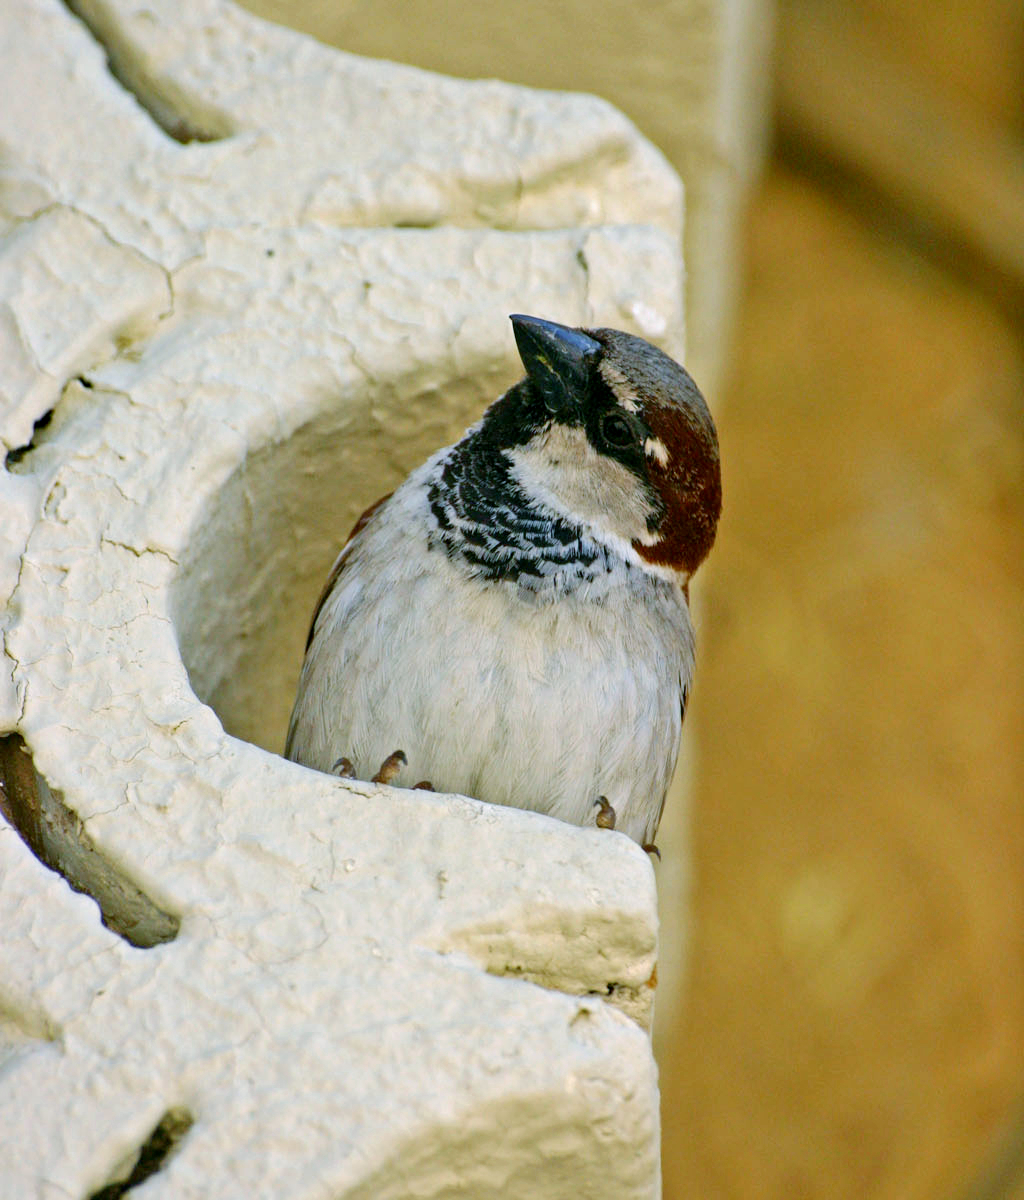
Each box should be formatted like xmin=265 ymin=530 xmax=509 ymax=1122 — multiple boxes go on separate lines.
xmin=0 ymin=734 xmax=180 ymax=948
xmin=87 ymin=1107 xmax=194 ymax=1200
xmin=4 ymin=408 xmax=54 ymax=468
xmin=170 ymin=369 xmax=511 ymax=755
xmin=61 ymin=0 xmax=233 ymax=144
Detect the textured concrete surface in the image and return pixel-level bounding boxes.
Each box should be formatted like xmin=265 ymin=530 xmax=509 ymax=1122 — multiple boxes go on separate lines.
xmin=239 ymin=0 xmax=773 ymax=396
xmin=0 ymin=1 xmax=701 ymax=1195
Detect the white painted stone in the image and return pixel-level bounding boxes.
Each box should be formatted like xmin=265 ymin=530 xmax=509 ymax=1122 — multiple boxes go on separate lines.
xmin=1 ymin=0 xmax=682 ymax=268
xmin=0 ymin=0 xmax=695 ymax=1195
xmin=236 ymin=0 xmax=773 ymax=391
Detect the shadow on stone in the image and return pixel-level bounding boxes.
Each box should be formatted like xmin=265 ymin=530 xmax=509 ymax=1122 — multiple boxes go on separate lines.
xmin=61 ymin=0 xmax=232 ymax=144
xmin=4 ymin=407 xmax=55 ymax=469
xmin=87 ymin=1108 xmax=194 ymax=1200
xmin=0 ymin=734 xmax=180 ymax=948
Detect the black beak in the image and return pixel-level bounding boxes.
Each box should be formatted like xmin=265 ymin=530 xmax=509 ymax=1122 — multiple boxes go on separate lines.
xmin=510 ymin=314 xmax=601 ymax=419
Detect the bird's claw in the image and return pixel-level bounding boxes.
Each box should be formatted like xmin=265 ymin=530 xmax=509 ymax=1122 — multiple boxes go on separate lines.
xmin=371 ymin=750 xmax=407 ymax=785
xmin=332 ymin=750 xmax=415 ymax=787
xmin=642 ymin=843 xmax=661 ymax=859
xmin=331 ymin=756 xmax=355 ymax=778
xmin=594 ymin=796 xmax=617 ymax=830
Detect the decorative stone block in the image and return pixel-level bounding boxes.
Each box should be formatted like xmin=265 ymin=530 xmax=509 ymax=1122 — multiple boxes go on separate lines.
xmin=0 ymin=1 xmax=694 ymax=1195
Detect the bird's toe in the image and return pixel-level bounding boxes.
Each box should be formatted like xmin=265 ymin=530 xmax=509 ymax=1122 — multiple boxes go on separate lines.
xmin=371 ymin=750 xmax=407 ymax=785
xmin=594 ymin=796 xmax=617 ymax=830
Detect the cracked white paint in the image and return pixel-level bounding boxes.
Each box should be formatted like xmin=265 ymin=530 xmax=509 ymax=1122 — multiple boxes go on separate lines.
xmin=0 ymin=1 xmax=703 ymax=1196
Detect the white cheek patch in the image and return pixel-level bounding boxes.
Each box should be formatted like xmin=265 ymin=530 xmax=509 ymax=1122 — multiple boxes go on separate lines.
xmin=644 ymin=436 xmax=669 ymax=467
xmin=506 ymin=425 xmax=658 ymax=548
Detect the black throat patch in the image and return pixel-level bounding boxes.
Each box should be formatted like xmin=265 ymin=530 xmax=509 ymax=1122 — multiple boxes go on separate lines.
xmin=426 ymin=432 xmax=616 ymax=591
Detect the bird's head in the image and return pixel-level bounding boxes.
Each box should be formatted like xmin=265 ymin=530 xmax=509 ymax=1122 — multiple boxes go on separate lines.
xmin=489 ymin=313 xmax=721 ymax=583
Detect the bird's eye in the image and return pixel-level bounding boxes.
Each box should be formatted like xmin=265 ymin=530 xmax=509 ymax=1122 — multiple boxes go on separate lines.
xmin=600 ymin=411 xmax=634 ymax=448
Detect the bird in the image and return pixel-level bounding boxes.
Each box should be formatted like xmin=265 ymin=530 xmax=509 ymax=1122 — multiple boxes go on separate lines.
xmin=285 ymin=314 xmax=721 ymax=848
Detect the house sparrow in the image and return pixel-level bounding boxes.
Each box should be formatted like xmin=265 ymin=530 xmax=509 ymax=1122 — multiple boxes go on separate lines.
xmin=285 ymin=315 xmax=721 ymax=847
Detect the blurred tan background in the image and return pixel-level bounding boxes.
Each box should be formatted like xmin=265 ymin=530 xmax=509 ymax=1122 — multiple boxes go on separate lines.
xmin=239 ymin=1 xmax=1024 ymax=1195
xmin=664 ymin=3 xmax=1024 ymax=1197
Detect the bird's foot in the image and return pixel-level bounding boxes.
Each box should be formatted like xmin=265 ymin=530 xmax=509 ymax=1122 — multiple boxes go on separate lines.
xmin=371 ymin=750 xmax=407 ymax=785
xmin=593 ymin=799 xmax=659 ymax=855
xmin=331 ymin=750 xmax=415 ymax=786
xmin=594 ymin=796 xmax=617 ymax=830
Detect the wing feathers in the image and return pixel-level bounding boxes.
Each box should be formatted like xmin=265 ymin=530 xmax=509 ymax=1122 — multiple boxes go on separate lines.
xmin=303 ymin=492 xmax=393 ymax=651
